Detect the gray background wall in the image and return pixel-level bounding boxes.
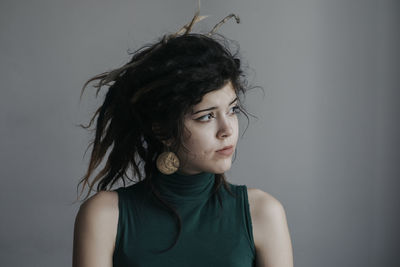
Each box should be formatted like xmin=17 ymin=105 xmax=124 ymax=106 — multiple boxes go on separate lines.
xmin=1 ymin=0 xmax=398 ymax=266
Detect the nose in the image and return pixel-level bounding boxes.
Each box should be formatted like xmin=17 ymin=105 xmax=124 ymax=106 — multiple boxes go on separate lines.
xmin=217 ymin=115 xmax=233 ymax=139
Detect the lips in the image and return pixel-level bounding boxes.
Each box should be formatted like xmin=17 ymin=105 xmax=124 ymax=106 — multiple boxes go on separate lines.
xmin=216 ymin=145 xmax=233 ymax=152
xmin=216 ymin=145 xmax=234 ymax=156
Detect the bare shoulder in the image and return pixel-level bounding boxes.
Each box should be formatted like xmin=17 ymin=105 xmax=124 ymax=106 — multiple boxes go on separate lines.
xmin=73 ymin=190 xmax=119 ymax=267
xmin=246 ymin=187 xmax=287 ymax=232
xmin=246 ymin=187 xmax=293 ymax=267
xmin=78 ymin=190 xmax=119 ymax=214
xmin=75 ymin=190 xmax=119 ymax=232
xmin=247 ymin=187 xmax=285 ymax=218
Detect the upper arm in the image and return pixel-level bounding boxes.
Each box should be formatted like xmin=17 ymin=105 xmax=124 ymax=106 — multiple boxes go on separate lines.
xmin=248 ymin=188 xmax=293 ymax=267
xmin=72 ymin=190 xmax=119 ymax=267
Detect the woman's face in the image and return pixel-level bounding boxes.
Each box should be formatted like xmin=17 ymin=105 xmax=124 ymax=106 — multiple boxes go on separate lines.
xmin=175 ymin=81 xmax=239 ymax=175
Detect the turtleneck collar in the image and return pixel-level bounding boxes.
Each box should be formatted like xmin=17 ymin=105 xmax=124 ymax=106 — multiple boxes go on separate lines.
xmin=152 ymin=168 xmax=216 ymax=203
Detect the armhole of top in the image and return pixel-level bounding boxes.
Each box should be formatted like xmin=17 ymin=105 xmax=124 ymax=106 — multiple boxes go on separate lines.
xmin=112 ymin=188 xmax=123 ymax=259
xmin=241 ymin=185 xmax=256 ymax=256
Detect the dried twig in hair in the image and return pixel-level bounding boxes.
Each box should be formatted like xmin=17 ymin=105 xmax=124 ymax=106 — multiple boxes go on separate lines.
xmin=80 ymin=0 xmax=240 ymax=102
xmin=208 ymin=14 xmax=240 ymax=36
xmin=168 ymin=2 xmax=209 ymax=40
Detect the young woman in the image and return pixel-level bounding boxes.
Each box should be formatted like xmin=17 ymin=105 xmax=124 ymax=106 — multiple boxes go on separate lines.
xmin=73 ymin=11 xmax=293 ymax=267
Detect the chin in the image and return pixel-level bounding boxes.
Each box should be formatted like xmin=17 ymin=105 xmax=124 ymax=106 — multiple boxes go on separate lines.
xmin=209 ymin=162 xmax=232 ymax=174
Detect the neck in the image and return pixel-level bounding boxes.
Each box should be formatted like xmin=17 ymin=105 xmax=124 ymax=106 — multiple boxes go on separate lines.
xmin=152 ymin=168 xmax=216 ymax=203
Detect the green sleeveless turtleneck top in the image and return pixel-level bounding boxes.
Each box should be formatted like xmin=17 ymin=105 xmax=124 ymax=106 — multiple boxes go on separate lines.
xmin=112 ymin=169 xmax=256 ymax=267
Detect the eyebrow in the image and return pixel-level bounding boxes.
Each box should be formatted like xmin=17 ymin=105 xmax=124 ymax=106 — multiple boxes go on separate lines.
xmin=191 ymin=97 xmax=238 ymax=115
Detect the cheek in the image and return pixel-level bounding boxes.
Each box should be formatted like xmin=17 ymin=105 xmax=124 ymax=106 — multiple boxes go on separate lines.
xmin=187 ymin=135 xmax=212 ymax=151
xmin=233 ymin=117 xmax=239 ymax=139
xmin=184 ymin=130 xmax=215 ymax=156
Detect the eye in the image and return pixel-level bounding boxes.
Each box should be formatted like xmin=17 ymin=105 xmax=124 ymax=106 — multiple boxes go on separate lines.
xmin=230 ymin=105 xmax=240 ymax=115
xmin=196 ymin=105 xmax=240 ymax=122
xmin=196 ymin=113 xmax=215 ymax=122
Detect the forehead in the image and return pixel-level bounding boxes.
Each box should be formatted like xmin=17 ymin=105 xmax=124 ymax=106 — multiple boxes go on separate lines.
xmin=195 ymin=82 xmax=237 ymax=106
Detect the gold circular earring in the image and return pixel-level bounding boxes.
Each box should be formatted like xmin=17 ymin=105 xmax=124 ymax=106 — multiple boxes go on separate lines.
xmin=156 ymin=146 xmax=180 ymax=175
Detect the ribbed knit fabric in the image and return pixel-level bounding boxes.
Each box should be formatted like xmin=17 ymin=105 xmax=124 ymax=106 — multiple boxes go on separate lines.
xmin=112 ymin=169 xmax=256 ymax=267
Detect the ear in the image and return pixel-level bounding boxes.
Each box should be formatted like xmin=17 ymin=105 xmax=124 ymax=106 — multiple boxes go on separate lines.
xmin=152 ymin=123 xmax=174 ymax=147
xmin=163 ymin=139 xmax=174 ymax=147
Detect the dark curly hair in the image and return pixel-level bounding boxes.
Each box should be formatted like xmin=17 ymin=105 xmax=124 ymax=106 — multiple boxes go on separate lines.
xmin=75 ymin=14 xmax=257 ymax=252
